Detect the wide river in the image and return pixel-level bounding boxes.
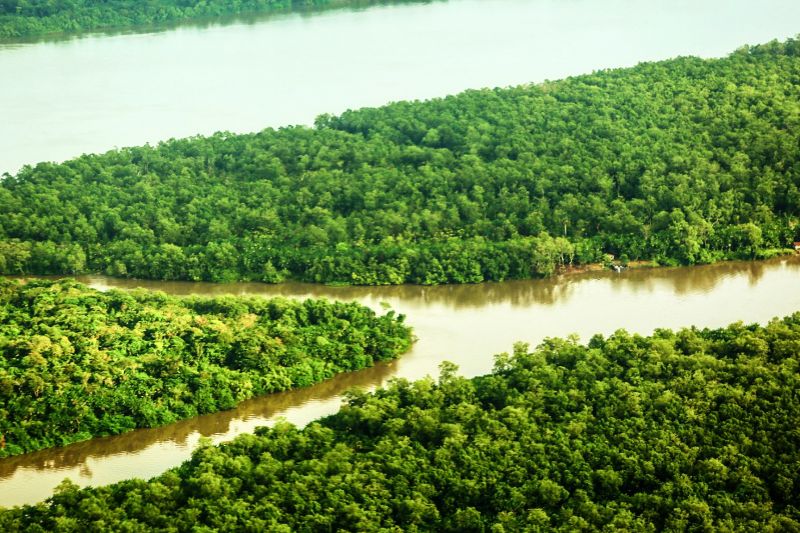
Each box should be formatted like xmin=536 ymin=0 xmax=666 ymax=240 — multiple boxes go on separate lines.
xmin=1 ymin=257 xmax=800 ymax=506
xmin=1 ymin=0 xmax=800 ymax=173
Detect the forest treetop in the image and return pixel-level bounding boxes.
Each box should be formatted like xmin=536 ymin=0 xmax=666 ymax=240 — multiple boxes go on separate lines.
xmin=1 ymin=313 xmax=798 ymax=530
xmin=0 ymin=0 xmax=427 ymax=40
xmin=0 ymin=277 xmax=411 ymax=457
xmin=1 ymin=38 xmax=799 ymax=284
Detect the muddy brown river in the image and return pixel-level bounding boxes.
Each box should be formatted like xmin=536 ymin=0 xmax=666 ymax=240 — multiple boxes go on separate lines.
xmin=1 ymin=256 xmax=799 ymax=507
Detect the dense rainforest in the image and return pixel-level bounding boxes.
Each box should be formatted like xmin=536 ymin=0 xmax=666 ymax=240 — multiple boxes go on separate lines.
xmin=0 ymin=278 xmax=411 ymax=457
xmin=2 ymin=39 xmax=800 ymax=285
xmin=0 ymin=0 xmax=424 ymax=39
xmin=1 ymin=314 xmax=798 ymax=530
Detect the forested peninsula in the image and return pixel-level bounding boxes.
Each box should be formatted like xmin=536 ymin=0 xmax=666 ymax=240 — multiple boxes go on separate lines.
xmin=2 ymin=39 xmax=800 ymax=285
xmin=0 ymin=278 xmax=411 ymax=457
xmin=1 ymin=314 xmax=798 ymax=530
xmin=0 ymin=0 xmax=422 ymax=40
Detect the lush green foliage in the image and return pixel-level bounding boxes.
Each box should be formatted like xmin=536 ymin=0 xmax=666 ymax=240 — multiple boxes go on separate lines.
xmin=2 ymin=40 xmax=800 ymax=284
xmin=0 ymin=0 xmax=418 ymax=39
xmin=2 ymin=314 xmax=799 ymax=530
xmin=0 ymin=278 xmax=411 ymax=457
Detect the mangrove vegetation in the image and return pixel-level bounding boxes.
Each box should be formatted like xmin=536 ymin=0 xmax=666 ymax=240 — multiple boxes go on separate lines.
xmin=0 ymin=0 xmax=424 ymax=39
xmin=1 ymin=313 xmax=798 ymax=530
xmin=2 ymin=39 xmax=800 ymax=284
xmin=0 ymin=278 xmax=411 ymax=457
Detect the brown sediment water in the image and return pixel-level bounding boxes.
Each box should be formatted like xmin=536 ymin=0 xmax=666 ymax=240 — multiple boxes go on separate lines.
xmin=1 ymin=256 xmax=799 ymax=507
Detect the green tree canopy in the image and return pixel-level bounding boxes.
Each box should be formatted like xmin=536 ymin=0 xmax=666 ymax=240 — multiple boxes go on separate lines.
xmin=0 ymin=0 xmax=427 ymax=40
xmin=2 ymin=313 xmax=799 ymax=530
xmin=2 ymin=39 xmax=800 ymax=285
xmin=0 ymin=278 xmax=411 ymax=457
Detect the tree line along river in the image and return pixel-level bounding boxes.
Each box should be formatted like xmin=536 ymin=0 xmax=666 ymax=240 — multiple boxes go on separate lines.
xmin=1 ymin=256 xmax=799 ymax=506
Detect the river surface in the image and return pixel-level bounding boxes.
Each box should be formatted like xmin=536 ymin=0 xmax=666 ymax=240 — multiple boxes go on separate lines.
xmin=1 ymin=0 xmax=800 ymax=174
xmin=1 ymin=256 xmax=800 ymax=506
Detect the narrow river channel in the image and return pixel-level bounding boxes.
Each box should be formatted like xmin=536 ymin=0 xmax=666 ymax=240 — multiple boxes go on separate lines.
xmin=2 ymin=0 xmax=800 ymax=174
xmin=1 ymin=256 xmax=799 ymax=507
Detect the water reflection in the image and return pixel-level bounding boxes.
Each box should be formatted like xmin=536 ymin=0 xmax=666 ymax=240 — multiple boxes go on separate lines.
xmin=83 ymin=274 xmax=583 ymax=308
xmin=72 ymin=256 xmax=788 ymax=308
xmin=1 ymin=256 xmax=799 ymax=507
xmin=0 ymin=361 xmax=396 ymax=480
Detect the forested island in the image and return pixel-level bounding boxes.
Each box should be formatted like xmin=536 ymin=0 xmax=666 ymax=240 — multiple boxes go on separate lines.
xmin=2 ymin=39 xmax=800 ymax=285
xmin=1 ymin=314 xmax=797 ymax=529
xmin=0 ymin=278 xmax=411 ymax=457
xmin=0 ymin=0 xmax=423 ymax=40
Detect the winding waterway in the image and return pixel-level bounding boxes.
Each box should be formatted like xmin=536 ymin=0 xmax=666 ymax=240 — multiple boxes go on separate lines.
xmin=1 ymin=256 xmax=800 ymax=506
xmin=2 ymin=0 xmax=800 ymax=510
xmin=2 ymin=0 xmax=800 ymax=174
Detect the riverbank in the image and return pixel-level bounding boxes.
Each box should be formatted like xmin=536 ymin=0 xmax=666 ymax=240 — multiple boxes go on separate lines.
xmin=555 ymin=249 xmax=797 ymax=279
xmin=556 ymin=259 xmax=656 ymax=277
xmin=0 ymin=0 xmax=430 ymax=41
